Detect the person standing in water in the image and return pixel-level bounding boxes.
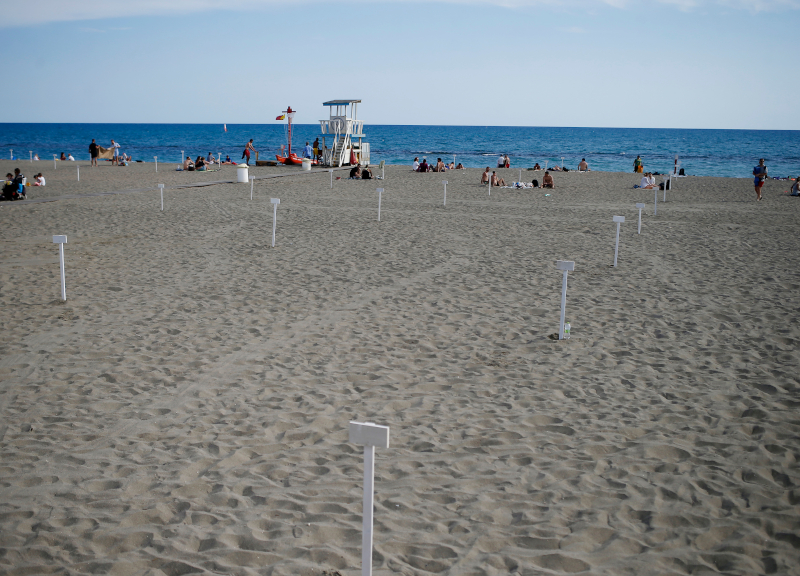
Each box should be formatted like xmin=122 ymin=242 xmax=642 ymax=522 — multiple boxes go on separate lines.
xmin=242 ymin=139 xmax=257 ymax=165
xmin=753 ymin=158 xmax=768 ymax=201
xmin=633 ymin=155 xmax=643 ymax=173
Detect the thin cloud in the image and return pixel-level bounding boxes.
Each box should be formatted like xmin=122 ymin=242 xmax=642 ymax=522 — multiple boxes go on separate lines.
xmin=0 ymin=0 xmax=797 ymax=27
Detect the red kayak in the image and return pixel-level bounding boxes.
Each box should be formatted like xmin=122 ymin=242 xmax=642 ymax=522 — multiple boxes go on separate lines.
xmin=276 ymin=153 xmax=317 ymax=166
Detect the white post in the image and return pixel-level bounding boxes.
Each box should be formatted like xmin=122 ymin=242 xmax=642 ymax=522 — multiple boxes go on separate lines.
xmin=29 ymin=151 xmax=32 ymax=163
xmin=544 ymin=160 xmax=548 ymax=172
xmin=561 ymin=157 xmax=564 ymax=169
xmin=382 ymin=164 xmax=384 ymax=180
xmin=636 ymin=203 xmax=645 ymax=234
xmin=654 ymin=187 xmax=658 ymax=216
xmin=77 ymin=165 xmax=80 ymax=182
xmin=53 ymin=235 xmax=68 ymax=301
xmin=271 ymin=198 xmax=280 ymax=247
xmin=349 ymin=421 xmax=390 ymax=576
xmin=556 ymin=260 xmax=574 ymax=340
xmin=181 ymin=150 xmax=184 ymax=165
xmin=377 ymin=188 xmax=383 ymax=221
xmin=53 ymin=155 xmax=57 ymax=170
xmin=519 ymin=169 xmax=522 ymax=183
xmin=489 ymin=176 xmax=492 ymax=196
xmin=159 ymin=184 xmax=164 ymax=211
xmin=330 ymin=169 xmax=333 ymax=189
xmin=613 ymin=215 xmax=625 ymax=267
xmin=250 ymin=176 xmax=254 ymax=200
xmin=154 ymin=156 xmax=158 ymax=172
xmin=453 ymin=154 xmax=456 ymax=167
xmin=218 ymin=153 xmax=221 ymax=167
xmin=9 ymin=149 xmax=12 ymax=160
xmin=442 ymin=180 xmax=447 ymax=206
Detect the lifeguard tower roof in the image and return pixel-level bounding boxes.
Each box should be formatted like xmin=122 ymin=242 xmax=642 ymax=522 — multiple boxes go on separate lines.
xmin=323 ymin=99 xmax=361 ymax=106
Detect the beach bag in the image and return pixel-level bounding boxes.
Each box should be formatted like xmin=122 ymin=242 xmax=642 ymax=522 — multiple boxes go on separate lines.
xmin=679 ymin=168 xmax=685 ymax=176
xmin=532 ymin=179 xmax=539 ymax=188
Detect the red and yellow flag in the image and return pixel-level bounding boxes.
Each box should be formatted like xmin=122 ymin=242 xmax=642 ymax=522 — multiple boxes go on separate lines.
xmin=276 ymin=114 xmax=286 ymax=120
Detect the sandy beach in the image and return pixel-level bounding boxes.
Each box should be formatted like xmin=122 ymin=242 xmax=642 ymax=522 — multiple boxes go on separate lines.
xmin=1 ymin=160 xmax=798 ymax=576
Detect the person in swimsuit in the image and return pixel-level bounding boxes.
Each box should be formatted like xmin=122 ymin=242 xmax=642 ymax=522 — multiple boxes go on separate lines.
xmin=753 ymin=158 xmax=768 ymax=201
xmin=578 ymin=159 xmax=589 ymax=171
xmin=491 ymin=171 xmax=505 ymax=187
xmin=481 ymin=167 xmax=491 ymax=184
xmin=542 ymin=171 xmax=554 ymax=189
xmin=242 ymin=139 xmax=256 ymax=165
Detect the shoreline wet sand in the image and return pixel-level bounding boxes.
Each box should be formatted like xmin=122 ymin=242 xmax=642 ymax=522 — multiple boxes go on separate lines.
xmin=1 ymin=161 xmax=798 ymax=575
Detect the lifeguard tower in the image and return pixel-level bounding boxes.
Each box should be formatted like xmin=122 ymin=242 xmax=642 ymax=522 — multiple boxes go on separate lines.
xmin=319 ymin=100 xmax=370 ymax=167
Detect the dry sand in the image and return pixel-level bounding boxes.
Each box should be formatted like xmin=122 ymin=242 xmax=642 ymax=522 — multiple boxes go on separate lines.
xmin=1 ymin=160 xmax=799 ymax=576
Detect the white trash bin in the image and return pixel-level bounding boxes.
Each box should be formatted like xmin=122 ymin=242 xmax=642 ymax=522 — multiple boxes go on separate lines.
xmin=237 ymin=164 xmax=249 ymax=183
xmin=301 ymin=158 xmax=312 ymax=171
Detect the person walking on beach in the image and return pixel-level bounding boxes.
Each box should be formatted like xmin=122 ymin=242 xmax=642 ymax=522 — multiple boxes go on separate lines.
xmin=753 ymin=158 xmax=768 ymax=201
xmin=633 ymin=155 xmax=643 ymax=173
xmin=242 ymin=139 xmax=257 ymax=165
xmin=89 ymin=139 xmax=99 ymax=167
xmin=302 ymin=141 xmax=313 ymax=159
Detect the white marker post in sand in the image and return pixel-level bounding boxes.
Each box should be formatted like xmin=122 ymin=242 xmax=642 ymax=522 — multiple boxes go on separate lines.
xmin=329 ymin=169 xmax=334 ymax=189
xmin=53 ymin=235 xmax=68 ymax=301
xmin=29 ymin=151 xmax=32 ymax=163
xmin=489 ymin=176 xmax=492 ymax=196
xmin=349 ymin=421 xmax=390 ymax=576
xmin=377 ymin=188 xmax=383 ymax=221
xmin=442 ymin=180 xmax=447 ymax=206
xmin=270 ymin=198 xmax=280 ymax=247
xmin=556 ymin=260 xmax=574 ymax=340
xmin=159 ymin=184 xmax=165 ymax=211
xmin=77 ymin=165 xmax=80 ymax=182
xmin=9 ymin=149 xmax=12 ymax=160
xmin=217 ymin=153 xmax=221 ymax=167
xmin=250 ymin=176 xmax=255 ymax=200
xmin=613 ymin=215 xmax=625 ymax=267
xmin=154 ymin=156 xmax=158 ymax=172
xmin=654 ymin=187 xmax=658 ymax=216
xmin=53 ymin=155 xmax=57 ymax=170
xmin=561 ymin=157 xmax=564 ymax=170
xmin=181 ymin=150 xmax=184 ymax=165
xmin=636 ymin=203 xmax=645 ymax=234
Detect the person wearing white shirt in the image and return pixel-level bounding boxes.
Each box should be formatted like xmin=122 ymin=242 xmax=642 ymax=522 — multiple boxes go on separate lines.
xmin=67 ymin=154 xmax=75 ymax=161
xmin=110 ymin=140 xmax=121 ymax=165
xmin=640 ymin=172 xmax=658 ymax=189
xmin=412 ymin=157 xmax=420 ymax=171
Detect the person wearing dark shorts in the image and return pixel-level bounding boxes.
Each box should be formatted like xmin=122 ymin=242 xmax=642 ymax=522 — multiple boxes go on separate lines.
xmin=753 ymin=158 xmax=767 ymax=201
xmin=89 ymin=139 xmax=99 ymax=167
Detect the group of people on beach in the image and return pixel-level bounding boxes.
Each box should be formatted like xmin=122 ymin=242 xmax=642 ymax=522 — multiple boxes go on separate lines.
xmin=413 ymin=157 xmax=464 ymax=172
xmin=349 ymin=164 xmax=374 ymax=179
xmin=2 ymin=168 xmax=27 ymax=201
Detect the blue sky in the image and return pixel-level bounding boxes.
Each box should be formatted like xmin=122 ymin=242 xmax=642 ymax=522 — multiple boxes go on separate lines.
xmin=1 ymin=0 xmax=797 ymax=129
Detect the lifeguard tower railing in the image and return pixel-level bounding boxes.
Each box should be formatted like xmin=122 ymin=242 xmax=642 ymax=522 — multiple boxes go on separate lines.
xmin=319 ymin=99 xmax=370 ymax=167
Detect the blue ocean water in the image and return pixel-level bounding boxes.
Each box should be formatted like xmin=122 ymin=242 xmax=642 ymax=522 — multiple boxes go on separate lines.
xmin=1 ymin=123 xmax=798 ymax=178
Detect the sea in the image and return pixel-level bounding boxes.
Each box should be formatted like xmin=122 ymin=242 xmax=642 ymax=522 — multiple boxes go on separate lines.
xmin=1 ymin=124 xmax=798 ymax=179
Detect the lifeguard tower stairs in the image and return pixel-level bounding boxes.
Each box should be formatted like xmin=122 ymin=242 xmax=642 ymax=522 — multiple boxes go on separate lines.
xmin=319 ymin=100 xmax=370 ymax=167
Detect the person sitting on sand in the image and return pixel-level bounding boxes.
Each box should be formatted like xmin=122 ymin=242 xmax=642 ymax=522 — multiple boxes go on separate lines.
xmin=67 ymin=154 xmax=75 ymax=161
xmin=419 ymin=158 xmax=430 ymax=172
xmin=206 ymin=152 xmax=216 ymax=165
xmin=491 ymin=171 xmax=505 ymax=187
xmin=790 ymin=178 xmax=800 ymax=196
xmin=435 ymin=158 xmax=445 ymax=172
xmin=578 ymin=158 xmax=589 ymax=171
xmin=412 ymin=157 xmax=420 ymax=171
xmin=184 ymin=156 xmax=195 ymax=171
xmin=60 ymin=152 xmax=66 ymax=161
xmin=2 ymin=173 xmax=17 ymax=201
xmin=361 ymin=166 xmax=373 ymax=180
xmin=531 ymin=179 xmax=539 ymax=188
xmin=33 ymin=154 xmax=39 ymax=161
xmin=481 ymin=167 xmax=491 ymax=184
xmin=640 ymin=172 xmax=658 ymax=189
xmin=533 ymin=163 xmax=541 ymax=170
xmin=195 ymin=156 xmax=207 ymax=171
xmin=34 ymin=173 xmax=45 ymax=186
xmin=542 ymin=171 xmax=554 ymax=189
xmin=550 ymin=164 xmax=562 ymax=172
xmin=349 ymin=164 xmax=362 ymax=179
xmin=224 ymin=155 xmax=234 ymax=165
xmin=456 ymin=163 xmax=464 ymax=169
